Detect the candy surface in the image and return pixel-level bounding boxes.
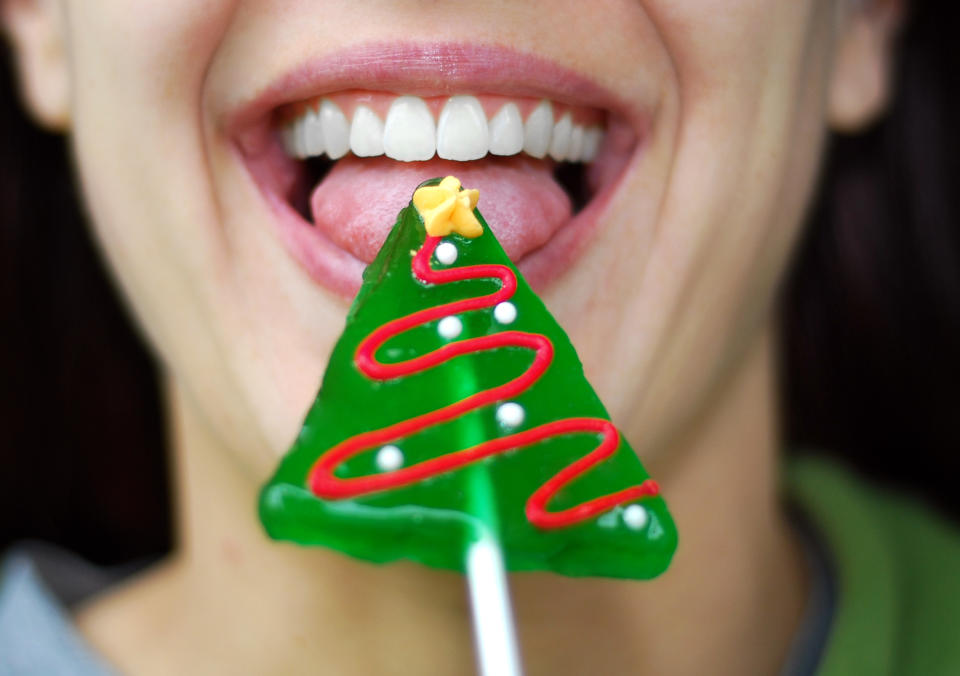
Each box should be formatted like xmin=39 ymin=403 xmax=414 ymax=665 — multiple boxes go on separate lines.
xmin=259 ymin=177 xmax=677 ymax=579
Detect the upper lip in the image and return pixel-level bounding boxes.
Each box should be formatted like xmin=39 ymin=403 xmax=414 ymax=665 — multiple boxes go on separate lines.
xmin=223 ymin=41 xmax=649 ymax=151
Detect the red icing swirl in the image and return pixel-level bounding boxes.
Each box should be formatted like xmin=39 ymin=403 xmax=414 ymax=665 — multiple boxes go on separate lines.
xmin=308 ymin=235 xmax=659 ymax=529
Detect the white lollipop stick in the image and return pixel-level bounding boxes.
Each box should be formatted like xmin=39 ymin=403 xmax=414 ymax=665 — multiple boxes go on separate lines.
xmin=466 ymin=535 xmax=524 ymax=676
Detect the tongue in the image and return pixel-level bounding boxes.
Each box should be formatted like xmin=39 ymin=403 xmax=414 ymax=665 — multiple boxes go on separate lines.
xmin=310 ymin=156 xmax=572 ymax=263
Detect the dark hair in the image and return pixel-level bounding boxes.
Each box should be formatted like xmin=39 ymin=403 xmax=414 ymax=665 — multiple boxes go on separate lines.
xmin=1 ymin=3 xmax=958 ymax=563
xmin=0 ymin=50 xmax=170 ymax=563
xmin=779 ymin=0 xmax=960 ymax=516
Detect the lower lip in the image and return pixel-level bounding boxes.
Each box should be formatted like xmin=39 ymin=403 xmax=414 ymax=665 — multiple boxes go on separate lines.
xmin=249 ymin=158 xmax=631 ymax=301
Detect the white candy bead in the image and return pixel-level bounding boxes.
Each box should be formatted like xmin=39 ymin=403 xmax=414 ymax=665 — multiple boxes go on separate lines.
xmin=493 ymin=302 xmax=517 ymax=325
xmin=376 ymin=445 xmax=404 ymax=472
xmin=435 ymin=241 xmax=458 ymax=265
xmin=622 ymin=504 xmax=649 ymax=531
xmin=438 ymin=316 xmax=463 ymax=340
xmin=496 ymin=402 xmax=525 ymax=428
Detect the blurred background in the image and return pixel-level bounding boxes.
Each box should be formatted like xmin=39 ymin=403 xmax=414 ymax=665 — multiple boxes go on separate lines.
xmin=1 ymin=2 xmax=958 ymax=566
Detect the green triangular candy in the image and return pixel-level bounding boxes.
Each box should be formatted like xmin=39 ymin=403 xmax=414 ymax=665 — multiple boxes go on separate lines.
xmin=259 ymin=179 xmax=677 ymax=579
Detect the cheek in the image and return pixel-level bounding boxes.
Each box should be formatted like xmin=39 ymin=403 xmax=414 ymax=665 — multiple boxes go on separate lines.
xmin=62 ymin=1 xmax=290 ymax=459
xmin=62 ymin=0 xmax=347 ymax=473
xmin=63 ymin=1 xmax=234 ymax=344
xmin=552 ymin=0 xmax=838 ymax=455
xmin=63 ymin=0 xmax=238 ymax=291
xmin=647 ymin=0 xmax=837 ymax=112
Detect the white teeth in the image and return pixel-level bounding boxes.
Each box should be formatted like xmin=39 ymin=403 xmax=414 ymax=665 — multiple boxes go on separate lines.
xmin=568 ymin=125 xmax=585 ymax=163
xmin=488 ymin=103 xmax=524 ymax=156
xmin=301 ymin=107 xmax=325 ymax=157
xmin=281 ymin=124 xmax=298 ymax=157
xmin=383 ymin=95 xmax=436 ymax=162
xmin=523 ymin=100 xmax=554 ymax=159
xmin=437 ymin=95 xmax=489 ymax=161
xmin=349 ymin=105 xmax=385 ymax=157
xmin=282 ymin=94 xmax=605 ymax=164
xmin=548 ymin=112 xmax=573 ymax=162
xmin=582 ymin=127 xmax=603 ymax=162
xmin=319 ymin=100 xmax=350 ymax=160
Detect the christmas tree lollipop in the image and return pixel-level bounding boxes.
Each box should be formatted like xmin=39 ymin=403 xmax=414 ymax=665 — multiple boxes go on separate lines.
xmin=262 ymin=176 xmax=677 ymax=674
xmin=260 ymin=176 xmax=677 ymax=580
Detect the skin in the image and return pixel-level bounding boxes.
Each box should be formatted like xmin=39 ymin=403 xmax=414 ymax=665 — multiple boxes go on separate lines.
xmin=2 ymin=0 xmax=901 ymax=674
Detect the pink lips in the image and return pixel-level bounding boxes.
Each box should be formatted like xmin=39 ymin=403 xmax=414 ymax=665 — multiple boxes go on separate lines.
xmin=229 ymin=43 xmax=645 ymax=300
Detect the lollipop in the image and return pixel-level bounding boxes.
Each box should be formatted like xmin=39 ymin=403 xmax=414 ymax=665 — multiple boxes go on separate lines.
xmin=259 ymin=176 xmax=677 ymax=673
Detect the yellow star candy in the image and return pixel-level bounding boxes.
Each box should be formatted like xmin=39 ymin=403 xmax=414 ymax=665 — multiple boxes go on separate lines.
xmin=412 ymin=176 xmax=483 ymax=238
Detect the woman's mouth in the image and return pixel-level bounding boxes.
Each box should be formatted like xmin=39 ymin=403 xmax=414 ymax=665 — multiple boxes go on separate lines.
xmin=228 ymin=44 xmax=646 ymax=299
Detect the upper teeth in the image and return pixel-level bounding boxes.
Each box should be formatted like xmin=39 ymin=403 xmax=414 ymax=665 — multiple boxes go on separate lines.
xmin=281 ymin=95 xmax=604 ymax=163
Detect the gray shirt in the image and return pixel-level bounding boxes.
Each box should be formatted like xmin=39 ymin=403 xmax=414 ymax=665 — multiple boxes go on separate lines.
xmin=0 ymin=548 xmax=115 ymax=675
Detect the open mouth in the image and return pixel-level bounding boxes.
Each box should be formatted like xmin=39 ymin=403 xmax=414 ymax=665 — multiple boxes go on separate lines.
xmin=230 ymin=46 xmax=644 ymax=299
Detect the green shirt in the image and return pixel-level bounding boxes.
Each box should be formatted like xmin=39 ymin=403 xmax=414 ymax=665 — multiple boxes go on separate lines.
xmin=788 ymin=455 xmax=960 ymax=675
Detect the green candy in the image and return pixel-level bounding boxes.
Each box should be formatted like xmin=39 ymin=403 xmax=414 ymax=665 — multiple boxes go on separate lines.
xmin=259 ymin=179 xmax=677 ymax=580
